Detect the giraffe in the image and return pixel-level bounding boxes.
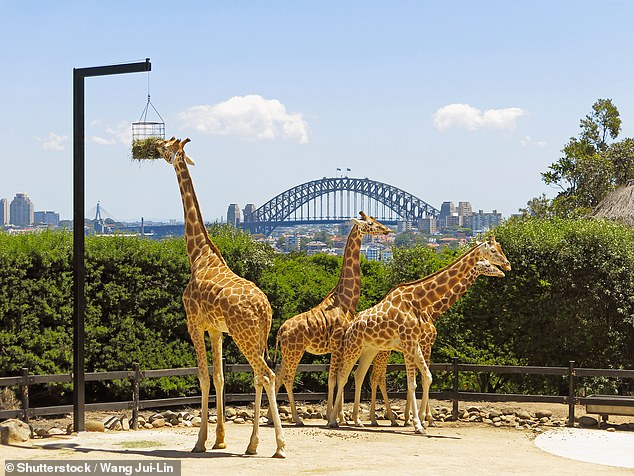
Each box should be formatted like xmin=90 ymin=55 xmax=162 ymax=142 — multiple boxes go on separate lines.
xmin=328 ymin=237 xmax=510 ymax=434
xmin=273 ymin=212 xmax=392 ymax=425
xmin=155 ymin=138 xmax=286 ymax=458
xmin=368 ymin=259 xmax=506 ymax=427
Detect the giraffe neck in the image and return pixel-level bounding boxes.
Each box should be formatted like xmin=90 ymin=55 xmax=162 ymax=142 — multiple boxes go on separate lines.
xmin=329 ymin=224 xmax=363 ymax=313
xmin=398 ymin=245 xmax=482 ymax=319
xmin=173 ymin=159 xmax=226 ymax=269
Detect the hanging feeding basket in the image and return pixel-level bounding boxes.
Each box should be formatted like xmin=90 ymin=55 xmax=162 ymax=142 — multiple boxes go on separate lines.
xmin=131 ymin=95 xmax=165 ymax=161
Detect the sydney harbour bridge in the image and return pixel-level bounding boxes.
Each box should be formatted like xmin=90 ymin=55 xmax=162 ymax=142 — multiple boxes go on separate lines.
xmin=240 ymin=176 xmax=440 ymax=235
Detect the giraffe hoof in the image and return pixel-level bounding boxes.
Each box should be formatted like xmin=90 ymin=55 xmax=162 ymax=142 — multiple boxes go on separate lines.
xmin=294 ymin=420 xmax=305 ymax=427
xmin=272 ymin=449 xmax=287 ymax=459
xmin=192 ymin=443 xmax=206 ymax=453
xmin=353 ymin=421 xmax=364 ymax=428
xmin=390 ymin=421 xmax=401 ymax=427
xmin=245 ymin=445 xmax=258 ymax=455
xmin=368 ymin=421 xmax=379 ymax=427
xmin=212 ymin=442 xmax=227 ymax=450
xmin=414 ymin=425 xmax=425 ymax=434
xmin=327 ymin=421 xmax=339 ymax=429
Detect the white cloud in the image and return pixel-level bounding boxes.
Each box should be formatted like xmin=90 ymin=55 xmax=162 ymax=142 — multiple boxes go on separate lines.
xmin=178 ymin=95 xmax=309 ymax=144
xmin=88 ymin=121 xmax=131 ymax=146
xmin=520 ymin=135 xmax=547 ymax=148
xmin=38 ymin=132 xmax=68 ymax=151
xmin=433 ymin=104 xmax=525 ymax=131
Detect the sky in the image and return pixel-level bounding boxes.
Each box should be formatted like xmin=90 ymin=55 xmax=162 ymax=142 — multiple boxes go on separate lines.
xmin=1 ymin=1 xmax=634 ymax=223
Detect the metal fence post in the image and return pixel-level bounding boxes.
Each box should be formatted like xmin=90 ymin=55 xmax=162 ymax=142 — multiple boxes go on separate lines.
xmin=20 ymin=368 xmax=29 ymax=423
xmin=567 ymin=360 xmax=576 ymax=427
xmin=452 ymin=357 xmax=459 ymax=420
xmin=131 ymin=363 xmax=140 ymax=430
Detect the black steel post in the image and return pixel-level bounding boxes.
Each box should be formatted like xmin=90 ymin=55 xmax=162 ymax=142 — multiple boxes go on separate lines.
xmin=72 ymin=59 xmax=151 ymax=432
xmin=567 ymin=360 xmax=576 ymax=427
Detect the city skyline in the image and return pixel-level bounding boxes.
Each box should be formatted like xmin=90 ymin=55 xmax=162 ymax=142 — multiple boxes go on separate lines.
xmin=2 ymin=3 xmax=634 ymax=223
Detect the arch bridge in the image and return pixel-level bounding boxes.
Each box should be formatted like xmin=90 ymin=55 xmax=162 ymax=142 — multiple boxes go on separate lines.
xmin=241 ymin=177 xmax=439 ymax=235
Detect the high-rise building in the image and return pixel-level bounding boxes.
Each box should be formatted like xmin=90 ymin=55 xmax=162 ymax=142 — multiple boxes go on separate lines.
xmin=458 ymin=201 xmax=473 ymax=217
xmin=439 ymin=201 xmax=455 ymax=223
xmin=243 ymin=203 xmax=256 ymax=222
xmin=472 ymin=209 xmax=502 ymax=233
xmin=10 ymin=193 xmax=34 ymax=227
xmin=0 ymin=199 xmax=8 ymax=225
xmin=418 ymin=217 xmax=438 ymax=234
xmin=226 ymin=204 xmax=241 ymax=227
xmin=34 ymin=211 xmax=60 ymax=226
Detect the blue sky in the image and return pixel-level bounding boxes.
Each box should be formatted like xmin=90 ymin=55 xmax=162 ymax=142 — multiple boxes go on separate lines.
xmin=1 ymin=1 xmax=633 ymax=223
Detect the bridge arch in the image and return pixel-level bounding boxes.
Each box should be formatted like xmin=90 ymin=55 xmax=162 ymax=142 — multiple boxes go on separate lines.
xmin=242 ymin=177 xmax=439 ymax=235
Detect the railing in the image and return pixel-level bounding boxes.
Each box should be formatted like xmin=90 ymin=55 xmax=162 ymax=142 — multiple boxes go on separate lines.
xmin=1 ymin=359 xmax=633 ymax=429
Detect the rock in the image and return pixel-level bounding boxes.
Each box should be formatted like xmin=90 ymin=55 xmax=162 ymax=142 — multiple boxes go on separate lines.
xmin=148 ymin=413 xmax=164 ymax=423
xmin=0 ymin=419 xmax=31 ymax=444
xmin=467 ymin=406 xmax=481 ymax=413
xmin=191 ymin=416 xmax=202 ymax=427
xmin=35 ymin=428 xmax=49 ymax=437
xmin=539 ymin=417 xmax=550 ymax=423
xmin=151 ymin=418 xmax=166 ymax=428
xmin=234 ymin=417 xmax=246 ymax=424
xmin=47 ymin=427 xmax=66 ymax=436
xmin=162 ymin=411 xmax=179 ymax=425
xmin=208 ymin=416 xmax=217 ymax=424
xmin=488 ymin=409 xmax=502 ymax=418
xmin=493 ymin=421 xmax=502 ymax=427
xmin=516 ymin=410 xmax=531 ymax=420
xmin=121 ymin=419 xmax=130 ymax=431
xmin=279 ymin=405 xmax=291 ymax=415
xmin=578 ymin=415 xmax=598 ymax=427
xmin=606 ymin=427 xmax=616 ymax=432
xmin=85 ymin=420 xmax=105 ymax=432
xmin=535 ymin=410 xmax=552 ymax=419
xmin=103 ymin=416 xmax=120 ymax=430
xmin=225 ymin=408 xmax=237 ymax=419
xmin=182 ymin=420 xmax=192 ymax=427
xmin=143 ymin=423 xmax=153 ymax=429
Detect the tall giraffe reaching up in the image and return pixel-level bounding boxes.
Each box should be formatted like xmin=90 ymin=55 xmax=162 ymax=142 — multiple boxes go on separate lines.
xmin=156 ymin=138 xmax=285 ymax=458
xmin=368 ymin=259 xmax=506 ymax=427
xmin=328 ymin=237 xmax=510 ymax=434
xmin=273 ymin=212 xmax=392 ymax=425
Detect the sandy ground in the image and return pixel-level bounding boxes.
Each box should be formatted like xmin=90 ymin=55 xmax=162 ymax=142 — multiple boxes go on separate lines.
xmin=3 ymin=414 xmax=634 ymax=475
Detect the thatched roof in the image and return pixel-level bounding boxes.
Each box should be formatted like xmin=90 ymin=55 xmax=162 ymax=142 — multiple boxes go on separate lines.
xmin=590 ymin=180 xmax=634 ymax=226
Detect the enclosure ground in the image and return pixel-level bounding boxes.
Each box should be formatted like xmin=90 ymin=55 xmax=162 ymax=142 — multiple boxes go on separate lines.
xmin=2 ymin=400 xmax=634 ymax=475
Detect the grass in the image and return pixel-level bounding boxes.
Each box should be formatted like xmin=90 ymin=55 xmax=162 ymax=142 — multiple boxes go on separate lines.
xmin=132 ymin=138 xmax=163 ymax=161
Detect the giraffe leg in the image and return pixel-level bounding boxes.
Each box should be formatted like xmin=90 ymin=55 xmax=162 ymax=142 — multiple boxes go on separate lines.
xmin=189 ymin=324 xmax=211 ymax=453
xmin=352 ymin=349 xmax=378 ymax=427
xmin=413 ymin=346 xmax=432 ymax=428
xmin=242 ymin=346 xmax=286 ymax=458
xmin=209 ymin=331 xmax=227 ymax=450
xmin=327 ymin=349 xmax=340 ymax=424
xmin=283 ymin=352 xmax=305 ymax=426
xmin=329 ymin=358 xmax=355 ymax=428
xmin=403 ymin=347 xmax=425 ymax=434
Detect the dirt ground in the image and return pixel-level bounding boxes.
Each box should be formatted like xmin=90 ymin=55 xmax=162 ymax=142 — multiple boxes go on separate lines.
xmin=2 ymin=400 xmax=634 ymax=475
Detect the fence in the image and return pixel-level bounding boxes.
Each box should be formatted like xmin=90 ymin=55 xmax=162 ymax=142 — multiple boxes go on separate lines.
xmin=1 ymin=359 xmax=633 ymax=429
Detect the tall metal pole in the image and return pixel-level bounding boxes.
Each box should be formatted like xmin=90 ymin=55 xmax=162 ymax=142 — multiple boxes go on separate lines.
xmin=73 ymin=59 xmax=151 ymax=432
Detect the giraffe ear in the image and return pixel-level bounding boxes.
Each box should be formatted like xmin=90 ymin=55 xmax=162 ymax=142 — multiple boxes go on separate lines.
xmin=184 ymin=154 xmax=195 ymax=166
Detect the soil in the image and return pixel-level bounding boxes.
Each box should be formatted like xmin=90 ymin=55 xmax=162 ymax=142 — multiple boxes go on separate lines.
xmin=3 ymin=399 xmax=634 ymax=475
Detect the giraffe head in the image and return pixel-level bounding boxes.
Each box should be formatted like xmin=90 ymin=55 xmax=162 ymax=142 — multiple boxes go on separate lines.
xmin=156 ymin=137 xmax=195 ymax=166
xmin=477 ymin=235 xmax=511 ymax=271
xmin=351 ymin=211 xmax=393 ymax=236
xmin=474 ymin=259 xmax=505 ymax=278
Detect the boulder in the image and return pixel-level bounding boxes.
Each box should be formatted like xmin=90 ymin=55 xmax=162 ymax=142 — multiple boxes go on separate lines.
xmin=535 ymin=410 xmax=552 ymax=419
xmin=85 ymin=420 xmax=105 ymax=432
xmin=578 ymin=415 xmax=598 ymax=427
xmin=0 ymin=419 xmax=31 ymax=444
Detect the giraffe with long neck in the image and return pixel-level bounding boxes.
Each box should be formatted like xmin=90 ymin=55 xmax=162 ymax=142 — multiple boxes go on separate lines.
xmin=368 ymin=258 xmax=506 ymax=427
xmin=273 ymin=212 xmax=392 ymax=425
xmin=328 ymin=237 xmax=510 ymax=433
xmin=156 ymin=138 xmax=285 ymax=458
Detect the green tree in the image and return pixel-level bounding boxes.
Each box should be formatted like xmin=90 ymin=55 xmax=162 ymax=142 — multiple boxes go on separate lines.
xmin=542 ymin=99 xmax=634 ymax=216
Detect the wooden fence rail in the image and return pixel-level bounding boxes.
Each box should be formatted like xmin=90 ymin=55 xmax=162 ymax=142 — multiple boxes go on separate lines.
xmin=1 ymin=358 xmax=633 ymax=429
